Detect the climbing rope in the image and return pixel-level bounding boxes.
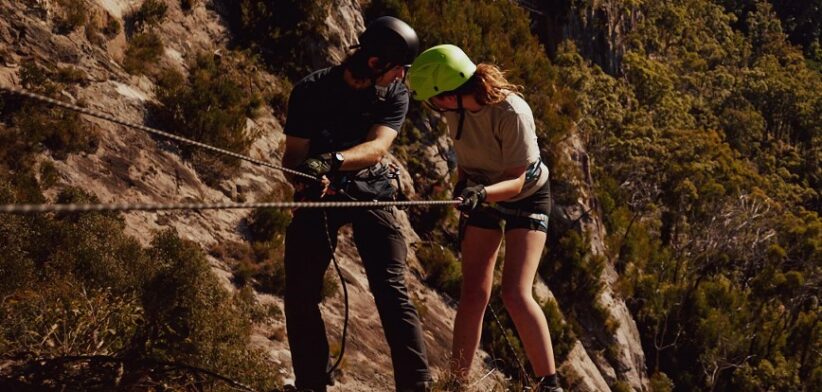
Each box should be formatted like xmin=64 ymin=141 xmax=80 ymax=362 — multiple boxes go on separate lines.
xmin=0 ymin=199 xmax=459 ymax=214
xmin=0 ymin=85 xmax=318 ymax=181
xmin=487 ymin=304 xmax=533 ymax=388
xmin=0 ymin=84 xmax=470 ymax=390
xmin=323 ymin=209 xmax=349 ymax=382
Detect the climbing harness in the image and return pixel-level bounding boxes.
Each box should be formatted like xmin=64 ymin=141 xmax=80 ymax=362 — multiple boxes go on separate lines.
xmin=0 ymin=84 xmax=462 ymax=389
xmin=492 ymin=204 xmax=550 ymax=231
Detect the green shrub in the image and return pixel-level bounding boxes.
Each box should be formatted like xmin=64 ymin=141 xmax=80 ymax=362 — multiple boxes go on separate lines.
xmin=56 ymin=66 xmax=88 ymax=86
xmin=152 ymin=52 xmax=266 ymax=184
xmin=2 ymin=283 xmax=142 ymax=355
xmin=0 ymin=62 xmax=97 ymax=164
xmin=54 ymin=0 xmax=88 ymax=34
xmin=649 ymin=371 xmax=674 ymax=392
xmin=540 ymin=297 xmax=576 ymax=361
xmin=15 ymin=103 xmax=97 ymax=160
xmin=213 ymin=239 xmax=287 ymax=295
xmin=415 ymin=242 xmax=462 ymax=299
xmin=0 ymin=199 xmax=283 ymax=390
xmin=123 ymin=31 xmax=164 ymax=75
xmin=481 ymin=290 xmax=529 ymax=381
xmin=247 ymin=204 xmax=292 ymax=242
xmin=611 ymin=380 xmax=634 ymax=392
xmin=102 ymin=17 xmax=121 ymax=38
xmin=127 ymin=0 xmax=168 ymax=31
xmin=135 ymin=230 xmax=281 ymax=389
xmin=221 ymin=0 xmax=332 ymax=79
xmin=39 ymin=161 xmax=59 ymax=189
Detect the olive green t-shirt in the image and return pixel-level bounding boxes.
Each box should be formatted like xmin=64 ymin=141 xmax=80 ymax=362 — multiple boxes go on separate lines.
xmin=444 ymin=93 xmax=548 ymax=201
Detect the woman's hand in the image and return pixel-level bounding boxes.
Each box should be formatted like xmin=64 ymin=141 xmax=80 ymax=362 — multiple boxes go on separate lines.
xmin=457 ymin=185 xmax=486 ymax=212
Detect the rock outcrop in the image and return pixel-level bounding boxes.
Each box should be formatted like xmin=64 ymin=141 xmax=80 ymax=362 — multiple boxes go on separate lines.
xmin=551 ymin=131 xmax=649 ymax=391
xmin=0 ymin=0 xmax=650 ymax=390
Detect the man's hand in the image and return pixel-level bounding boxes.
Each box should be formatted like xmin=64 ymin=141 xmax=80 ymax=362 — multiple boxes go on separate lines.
xmin=457 ymin=184 xmax=486 ymax=213
xmin=293 ymin=153 xmax=338 ymax=200
xmin=296 ymin=153 xmax=334 ymax=178
xmin=293 ymin=176 xmax=331 ymax=201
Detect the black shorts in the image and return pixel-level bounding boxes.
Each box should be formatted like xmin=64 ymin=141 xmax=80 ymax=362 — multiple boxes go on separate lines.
xmin=461 ymin=180 xmax=552 ymax=233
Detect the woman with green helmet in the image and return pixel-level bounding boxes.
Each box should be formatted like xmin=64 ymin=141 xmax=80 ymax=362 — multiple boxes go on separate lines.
xmin=408 ymin=45 xmax=561 ymax=392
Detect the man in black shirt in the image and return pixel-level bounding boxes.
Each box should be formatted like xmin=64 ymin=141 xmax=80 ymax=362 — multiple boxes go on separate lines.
xmin=282 ymin=17 xmax=432 ymax=392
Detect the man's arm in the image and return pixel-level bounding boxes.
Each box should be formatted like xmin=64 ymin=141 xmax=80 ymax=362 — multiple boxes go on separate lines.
xmin=283 ymin=135 xmax=312 ymax=188
xmin=283 ymin=135 xmax=311 ymax=169
xmin=335 ymin=124 xmax=398 ymax=171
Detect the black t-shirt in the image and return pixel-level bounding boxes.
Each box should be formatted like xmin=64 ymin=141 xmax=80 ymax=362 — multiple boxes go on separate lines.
xmin=284 ymin=66 xmax=409 ymax=155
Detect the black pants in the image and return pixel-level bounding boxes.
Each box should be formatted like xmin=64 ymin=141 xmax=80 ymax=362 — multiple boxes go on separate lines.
xmin=284 ymin=207 xmax=431 ymax=391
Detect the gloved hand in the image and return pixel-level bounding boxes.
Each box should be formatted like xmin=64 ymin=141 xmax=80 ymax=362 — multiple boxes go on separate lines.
xmin=457 ymin=184 xmax=486 ymax=213
xmin=293 ymin=153 xmax=336 ymax=200
xmin=296 ymin=153 xmax=334 ymax=179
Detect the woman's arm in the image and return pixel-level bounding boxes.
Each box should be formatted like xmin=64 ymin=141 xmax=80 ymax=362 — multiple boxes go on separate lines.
xmin=482 ymin=164 xmax=527 ymax=202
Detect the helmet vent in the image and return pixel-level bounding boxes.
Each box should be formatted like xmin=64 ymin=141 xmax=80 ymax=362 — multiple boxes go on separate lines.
xmin=433 ymin=86 xmax=439 ymax=91
xmin=460 ymin=72 xmax=465 ymax=77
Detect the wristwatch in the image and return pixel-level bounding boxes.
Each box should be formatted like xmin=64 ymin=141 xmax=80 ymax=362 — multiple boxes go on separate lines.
xmin=331 ymin=151 xmax=345 ymax=171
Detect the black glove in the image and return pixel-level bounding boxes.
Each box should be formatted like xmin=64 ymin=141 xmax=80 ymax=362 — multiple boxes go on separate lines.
xmin=296 ymin=153 xmax=334 ymax=179
xmin=458 ymin=184 xmax=486 ymax=213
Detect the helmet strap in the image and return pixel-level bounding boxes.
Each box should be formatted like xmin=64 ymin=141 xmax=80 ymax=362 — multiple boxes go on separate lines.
xmin=370 ymin=59 xmax=397 ymax=101
xmin=455 ymin=95 xmax=466 ymax=140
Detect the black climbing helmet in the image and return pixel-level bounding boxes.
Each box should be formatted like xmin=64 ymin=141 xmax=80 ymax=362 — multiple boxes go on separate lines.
xmin=356 ymin=16 xmax=420 ymax=66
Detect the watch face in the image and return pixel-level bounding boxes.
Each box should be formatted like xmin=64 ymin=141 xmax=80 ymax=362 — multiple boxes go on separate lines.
xmin=334 ymin=152 xmax=345 ymax=162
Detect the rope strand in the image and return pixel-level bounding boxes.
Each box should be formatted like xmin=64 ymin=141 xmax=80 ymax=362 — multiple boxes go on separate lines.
xmin=0 ymin=199 xmax=460 ymax=214
xmin=0 ymin=85 xmax=318 ymax=181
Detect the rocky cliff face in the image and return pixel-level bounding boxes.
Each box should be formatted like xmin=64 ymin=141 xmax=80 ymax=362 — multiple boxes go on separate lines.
xmin=1 ymin=0 xmax=649 ymax=390
xmin=550 ymin=131 xmax=649 ymax=391
xmin=531 ymin=0 xmax=639 ymax=75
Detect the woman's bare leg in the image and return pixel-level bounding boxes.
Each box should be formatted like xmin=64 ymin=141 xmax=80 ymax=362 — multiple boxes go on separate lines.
xmin=500 ymin=228 xmax=556 ymax=376
xmin=451 ymin=225 xmax=502 ymax=380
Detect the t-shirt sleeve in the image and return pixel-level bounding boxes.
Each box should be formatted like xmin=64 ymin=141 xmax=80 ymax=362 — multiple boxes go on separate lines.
xmin=501 ymin=110 xmax=540 ymax=168
xmin=283 ymin=83 xmax=315 ymax=139
xmin=373 ymin=88 xmax=409 ymax=131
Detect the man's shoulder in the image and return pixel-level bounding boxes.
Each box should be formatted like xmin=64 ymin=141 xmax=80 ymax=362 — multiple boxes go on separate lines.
xmin=383 ymin=82 xmax=410 ymax=106
xmin=294 ymin=66 xmax=338 ymax=91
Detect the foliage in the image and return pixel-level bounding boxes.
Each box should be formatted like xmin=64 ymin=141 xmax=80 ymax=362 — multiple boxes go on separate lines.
xmin=54 ymin=0 xmax=88 ymax=34
xmin=209 ymin=186 xmax=294 ymax=296
xmin=481 ymin=289 xmax=530 ymax=383
xmin=415 ymin=242 xmax=462 ymax=299
xmin=152 ymin=52 xmax=266 ymax=185
xmin=126 ymin=0 xmax=168 ymax=31
xmin=554 ymin=0 xmax=821 ymax=389
xmin=122 ymin=31 xmax=165 ymax=75
xmin=540 ymin=297 xmax=577 ymax=361
xmin=0 ymin=68 xmax=282 ymax=388
xmin=221 ymin=0 xmax=332 ymax=80
xmin=0 ymin=190 xmax=282 ymax=389
xmin=102 ymin=17 xmax=121 ymax=38
xmin=0 ymin=61 xmax=97 ymax=170
xmin=716 ymin=0 xmax=821 ymax=60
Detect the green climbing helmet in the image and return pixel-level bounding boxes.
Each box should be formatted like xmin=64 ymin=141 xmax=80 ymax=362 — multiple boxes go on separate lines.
xmin=407 ymin=44 xmax=477 ymax=101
